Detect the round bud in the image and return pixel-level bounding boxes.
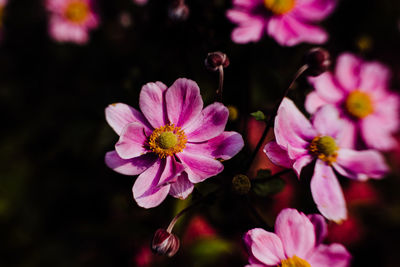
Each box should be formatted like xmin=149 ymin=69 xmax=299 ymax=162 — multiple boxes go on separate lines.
xmin=304 ymin=47 xmax=331 ymax=77
xmin=232 ymin=174 xmax=251 ymax=195
xmin=205 ymin=51 xmax=230 ymax=71
xmin=151 ymin=229 xmax=180 ymax=257
xmin=228 ymin=105 xmax=239 ymax=121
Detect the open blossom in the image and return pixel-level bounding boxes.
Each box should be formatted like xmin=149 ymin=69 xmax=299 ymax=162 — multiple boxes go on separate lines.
xmin=226 ymin=0 xmax=336 ymax=46
xmin=46 ymin=0 xmax=99 ymax=44
xmin=244 ymin=208 xmax=351 ymax=267
xmin=264 ymin=98 xmax=388 ymax=222
xmin=105 ymin=78 xmax=244 ymax=208
xmin=306 ymin=52 xmax=400 ymax=151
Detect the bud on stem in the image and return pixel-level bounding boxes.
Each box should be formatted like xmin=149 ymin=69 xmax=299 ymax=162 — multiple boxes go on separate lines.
xmin=151 ymin=229 xmax=180 ymax=257
xmin=205 ymin=51 xmax=230 ymax=101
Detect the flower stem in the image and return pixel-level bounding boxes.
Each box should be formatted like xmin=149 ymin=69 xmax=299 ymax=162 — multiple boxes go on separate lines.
xmin=216 ymin=65 xmax=224 ymax=101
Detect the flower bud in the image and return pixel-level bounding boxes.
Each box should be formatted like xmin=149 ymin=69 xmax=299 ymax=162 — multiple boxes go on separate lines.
xmin=151 ymin=229 xmax=180 ymax=257
xmin=205 ymin=51 xmax=230 ymax=71
xmin=168 ymin=1 xmax=190 ymax=21
xmin=304 ymin=47 xmax=331 ymax=77
xmin=228 ymin=105 xmax=239 ymax=121
xmin=232 ymin=174 xmax=251 ymax=195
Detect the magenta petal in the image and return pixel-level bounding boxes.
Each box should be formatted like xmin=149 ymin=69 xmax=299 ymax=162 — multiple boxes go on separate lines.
xmin=308 ymin=72 xmax=344 ymax=104
xmin=139 ymin=81 xmax=168 ymax=129
xmin=115 ymin=123 xmax=148 ymax=159
xmin=244 ymin=228 xmax=285 ymax=266
xmin=373 ymin=94 xmax=400 ymax=132
xmin=311 ymin=105 xmax=344 ymax=137
xmin=308 ymin=244 xmax=351 ymax=267
xmin=335 ymin=53 xmax=362 ymax=91
xmin=293 ymin=155 xmax=313 ymax=177
xmin=105 ymin=151 xmax=157 ymax=176
xmin=359 ymin=62 xmax=390 ymax=92
xmin=232 ymin=0 xmax=259 ymax=8
xmin=185 ymin=102 xmax=229 ymax=142
xmin=169 ymin=172 xmax=194 ymax=200
xmin=228 ymin=14 xmax=265 ymax=44
xmin=105 ymin=103 xmax=152 ymax=135
xmin=177 ymin=151 xmax=224 ymax=183
xmin=293 ymin=0 xmax=337 ymax=21
xmin=158 ymin=156 xmax=185 ymax=187
xmin=305 ymin=91 xmax=328 ymax=114
xmin=334 ymin=148 xmax=389 ymax=180
xmin=275 ymin=208 xmax=316 ymax=259
xmin=264 ymin=141 xmax=294 ymax=168
xmin=335 ymin=118 xmax=356 ymax=149
xmin=307 ymin=214 xmax=328 ymax=246
xmin=311 ymin=160 xmax=347 ymax=222
xmin=166 ymin=78 xmax=203 ymax=128
xmin=361 ymin=113 xmax=398 ymax=151
xmin=226 ymin=9 xmax=253 ymax=24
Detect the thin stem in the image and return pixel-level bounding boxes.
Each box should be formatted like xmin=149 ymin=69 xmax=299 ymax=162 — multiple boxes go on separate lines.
xmin=245 ymin=64 xmax=309 ymax=172
xmin=216 ymin=65 xmax=224 ymax=101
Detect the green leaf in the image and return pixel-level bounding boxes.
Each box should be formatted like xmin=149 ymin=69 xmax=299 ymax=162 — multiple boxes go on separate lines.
xmin=250 ymin=110 xmax=266 ymax=121
xmin=253 ymin=176 xmax=285 ymax=197
xmin=255 ymin=169 xmax=272 ymax=179
xmin=190 ymin=238 xmax=233 ymax=265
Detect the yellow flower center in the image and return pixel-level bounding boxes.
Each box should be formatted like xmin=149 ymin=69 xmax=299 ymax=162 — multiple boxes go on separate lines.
xmin=148 ymin=124 xmax=187 ymax=158
xmin=345 ymin=90 xmax=374 ymax=119
xmin=309 ymin=136 xmax=339 ymax=165
xmin=264 ymin=0 xmax=296 ymax=15
xmin=64 ymin=1 xmax=89 ymax=24
xmin=280 ymin=255 xmax=311 ymax=267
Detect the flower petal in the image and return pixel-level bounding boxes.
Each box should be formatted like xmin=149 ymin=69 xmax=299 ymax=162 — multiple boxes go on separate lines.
xmin=166 ymin=78 xmax=204 ymax=128
xmin=227 ymin=12 xmax=265 ymax=44
xmin=293 ymin=155 xmax=314 ymax=177
xmin=311 ymin=105 xmax=344 ymax=137
xmin=185 ymin=103 xmax=229 ymax=142
xmin=115 ymin=123 xmax=148 ymax=159
xmin=264 ymin=141 xmax=294 ymax=168
xmin=105 ymin=103 xmax=152 ymax=135
xmin=310 ymin=160 xmax=347 ymax=222
xmin=308 ymin=72 xmax=345 ymax=104
xmin=359 ymin=61 xmax=390 ymax=93
xmin=361 ymin=114 xmax=398 ymax=151
xmin=244 ymin=228 xmax=285 ymax=266
xmin=335 ymin=53 xmax=362 ymax=91
xmin=305 ymin=91 xmax=328 ymax=114
xmin=105 ymin=150 xmax=157 ymax=176
xmin=139 ymin=81 xmax=168 ymax=129
xmin=308 ymin=244 xmax=351 ymax=267
xmin=169 ymin=172 xmax=194 ymax=200
xmin=293 ymin=0 xmax=337 ymax=21
xmin=307 ymin=214 xmax=328 ymax=246
xmin=275 ymin=208 xmax=316 ymax=259
xmin=334 ymin=148 xmax=389 ymax=180
xmin=158 ymin=156 xmax=185 ymax=187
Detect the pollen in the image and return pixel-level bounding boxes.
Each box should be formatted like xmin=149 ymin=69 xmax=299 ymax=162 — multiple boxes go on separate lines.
xmin=280 ymin=255 xmax=311 ymax=267
xmin=264 ymin=0 xmax=296 ymax=15
xmin=345 ymin=90 xmax=374 ymax=119
xmin=309 ymin=135 xmax=339 ymax=165
xmin=148 ymin=124 xmax=187 ymax=158
xmin=64 ymin=1 xmax=89 ymax=24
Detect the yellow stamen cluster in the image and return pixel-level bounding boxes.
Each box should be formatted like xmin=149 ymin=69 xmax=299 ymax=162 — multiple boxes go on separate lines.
xmin=280 ymin=255 xmax=311 ymax=267
xmin=264 ymin=0 xmax=296 ymax=15
xmin=64 ymin=1 xmax=89 ymax=24
xmin=309 ymin=136 xmax=339 ymax=165
xmin=345 ymin=90 xmax=374 ymax=119
xmin=148 ymin=124 xmax=187 ymax=158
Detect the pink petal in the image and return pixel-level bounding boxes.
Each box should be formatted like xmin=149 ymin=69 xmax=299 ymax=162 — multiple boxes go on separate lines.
xmin=310 ymin=160 xmax=347 ymax=222
xmin=105 ymin=151 xmax=157 ymax=176
xmin=307 ymin=214 xmax=328 ymax=245
xmin=335 ymin=118 xmax=357 ymax=149
xmin=308 ymin=244 xmax=351 ymax=267
xmin=361 ymin=114 xmax=398 ymax=151
xmin=311 ymin=105 xmax=344 ymax=137
xmin=335 ymin=53 xmax=362 ymax=91
xmin=185 ymin=103 xmax=229 ymax=142
xmin=232 ymin=0 xmax=259 ymax=8
xmin=267 ymin=16 xmax=328 ymax=46
xmin=359 ymin=62 xmax=390 ymax=93
xmin=305 ymin=91 xmax=328 ymax=114
xmin=293 ymin=0 xmax=337 ymax=21
xmin=166 ymin=78 xmax=204 ymax=128
xmin=228 ymin=14 xmax=265 ymax=44
xmin=169 ymin=172 xmax=194 ymax=200
xmin=244 ymin=228 xmax=285 ymax=266
xmin=115 ymin=123 xmax=148 ymax=159
xmin=275 ymin=208 xmax=316 ymax=259
xmin=264 ymin=141 xmax=294 ymax=168
xmin=293 ymin=155 xmax=313 ymax=177
xmin=372 ymin=93 xmax=400 ymax=132
xmin=177 ymin=151 xmax=224 ymax=183
xmin=334 ymin=148 xmax=389 ymax=180
xmin=308 ymin=72 xmax=345 ymax=104
xmin=226 ymin=9 xmax=253 ymax=24
xmin=158 ymin=156 xmax=185 ymax=187
xmin=139 ymin=81 xmax=168 ymax=129
xmin=274 ymin=98 xmax=316 ymax=159
xmin=105 ymin=103 xmax=152 ymax=135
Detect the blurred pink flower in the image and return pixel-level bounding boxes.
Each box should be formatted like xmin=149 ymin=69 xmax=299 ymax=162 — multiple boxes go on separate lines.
xmin=133 ymin=0 xmax=148 ymax=6
xmin=183 ymin=215 xmax=216 ymax=245
xmin=327 ymin=215 xmax=364 ymax=247
xmin=306 ymin=52 xmax=400 ymax=151
xmin=105 ymin=78 xmax=244 ymax=208
xmin=46 ymin=0 xmax=99 ymax=44
xmin=264 ymin=98 xmax=388 ymax=222
xmin=226 ymin=0 xmax=336 ymax=46
xmin=134 ymin=245 xmax=153 ymax=267
xmin=244 ymin=208 xmax=351 ymax=267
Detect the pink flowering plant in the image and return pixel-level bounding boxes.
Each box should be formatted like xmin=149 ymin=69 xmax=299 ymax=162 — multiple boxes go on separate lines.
xmin=226 ymin=0 xmax=336 ymax=45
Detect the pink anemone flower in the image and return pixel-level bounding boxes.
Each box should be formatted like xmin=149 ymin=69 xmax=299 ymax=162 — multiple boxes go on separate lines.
xmin=264 ymin=98 xmax=388 ymax=222
xmin=46 ymin=0 xmax=99 ymax=44
xmin=105 ymin=78 xmax=244 ymax=208
xmin=306 ymin=52 xmax=400 ymax=151
xmin=244 ymin=208 xmax=351 ymax=267
xmin=226 ymin=0 xmax=336 ymax=46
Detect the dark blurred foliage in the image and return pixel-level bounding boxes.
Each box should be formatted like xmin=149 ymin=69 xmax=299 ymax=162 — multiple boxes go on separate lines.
xmin=0 ymin=0 xmax=400 ymax=266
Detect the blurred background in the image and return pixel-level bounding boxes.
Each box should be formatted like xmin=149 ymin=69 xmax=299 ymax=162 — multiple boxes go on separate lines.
xmin=1 ymin=0 xmax=400 ymax=266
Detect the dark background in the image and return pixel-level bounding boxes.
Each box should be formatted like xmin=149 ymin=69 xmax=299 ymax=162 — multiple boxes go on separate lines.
xmin=1 ymin=0 xmax=400 ymax=266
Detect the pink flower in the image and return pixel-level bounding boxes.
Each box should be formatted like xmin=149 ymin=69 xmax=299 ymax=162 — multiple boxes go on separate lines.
xmin=105 ymin=78 xmax=244 ymax=208
xmin=226 ymin=0 xmax=336 ymax=46
xmin=264 ymin=98 xmax=388 ymax=222
xmin=46 ymin=0 xmax=99 ymax=44
xmin=244 ymin=208 xmax=351 ymax=267
xmin=306 ymin=52 xmax=400 ymax=151
xmin=133 ymin=0 xmax=148 ymax=6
